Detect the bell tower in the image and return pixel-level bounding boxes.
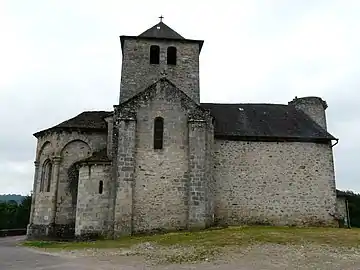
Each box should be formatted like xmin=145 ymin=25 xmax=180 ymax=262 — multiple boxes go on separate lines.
xmin=118 ymin=17 xmax=204 ymax=104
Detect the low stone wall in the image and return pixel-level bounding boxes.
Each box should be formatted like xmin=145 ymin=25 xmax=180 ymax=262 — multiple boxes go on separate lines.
xmin=0 ymin=229 xmax=27 ymax=237
xmin=26 ymin=223 xmax=75 ymax=240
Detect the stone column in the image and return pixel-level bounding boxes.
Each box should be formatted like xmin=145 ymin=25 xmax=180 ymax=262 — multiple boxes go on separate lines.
xmin=105 ymin=115 xmax=114 ymax=159
xmin=29 ymin=161 xmax=40 ymax=224
xmin=113 ymin=118 xmax=136 ymax=237
xmin=188 ymin=119 xmax=207 ymax=229
xmin=50 ymin=157 xmax=61 ymax=226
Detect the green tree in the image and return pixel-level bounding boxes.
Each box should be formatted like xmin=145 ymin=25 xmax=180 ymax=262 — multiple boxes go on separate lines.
xmin=0 ymin=194 xmax=32 ymax=230
xmin=15 ymin=195 xmax=32 ymax=228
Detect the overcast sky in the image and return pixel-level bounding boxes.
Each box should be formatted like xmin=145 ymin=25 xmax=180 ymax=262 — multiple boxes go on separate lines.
xmin=1 ymin=0 xmax=360 ymax=195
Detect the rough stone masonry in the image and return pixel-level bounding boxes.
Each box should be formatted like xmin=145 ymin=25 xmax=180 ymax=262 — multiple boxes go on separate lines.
xmin=27 ymin=19 xmax=345 ymax=240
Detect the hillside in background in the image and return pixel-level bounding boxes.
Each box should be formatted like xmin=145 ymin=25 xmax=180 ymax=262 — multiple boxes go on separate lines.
xmin=0 ymin=194 xmax=25 ymax=204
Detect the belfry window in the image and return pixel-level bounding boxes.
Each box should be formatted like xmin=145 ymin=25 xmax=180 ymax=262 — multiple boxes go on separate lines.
xmin=154 ymin=117 xmax=164 ymax=149
xmin=150 ymin=45 xmax=160 ymax=64
xmin=167 ymin=46 xmax=177 ymax=65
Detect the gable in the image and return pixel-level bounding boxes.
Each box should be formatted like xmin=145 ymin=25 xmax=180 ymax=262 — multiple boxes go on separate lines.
xmin=115 ymin=78 xmax=211 ymax=121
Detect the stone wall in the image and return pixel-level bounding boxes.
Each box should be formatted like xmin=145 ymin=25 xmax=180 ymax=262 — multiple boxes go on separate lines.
xmin=113 ymin=117 xmax=137 ymax=236
xmin=336 ymin=196 xmax=349 ymax=227
xmin=30 ymin=130 xmax=107 ymax=234
xmin=205 ymin=120 xmax=215 ymax=226
xmin=213 ymin=139 xmax=337 ymax=226
xmin=114 ymin=79 xmax=212 ymax=235
xmin=188 ymin=119 xmax=214 ymax=229
xmin=119 ymin=39 xmax=200 ymax=104
xmin=132 ymin=92 xmax=190 ymax=233
xmin=104 ymin=115 xmax=114 ymax=159
xmin=75 ymin=163 xmax=112 ymax=238
xmin=32 ymin=141 xmax=53 ymax=225
xmin=56 ymin=140 xmax=91 ymax=225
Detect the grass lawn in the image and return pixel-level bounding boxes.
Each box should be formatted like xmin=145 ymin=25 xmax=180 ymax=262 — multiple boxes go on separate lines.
xmin=23 ymin=226 xmax=360 ymax=263
xmin=23 ymin=226 xmax=360 ymax=249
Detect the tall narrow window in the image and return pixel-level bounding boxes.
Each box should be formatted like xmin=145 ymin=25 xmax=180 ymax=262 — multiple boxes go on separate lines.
xmin=150 ymin=45 xmax=160 ymax=64
xmin=45 ymin=162 xmax=52 ymax=192
xmin=40 ymin=159 xmax=52 ymax=192
xmin=167 ymin=46 xmax=177 ymax=65
xmin=40 ymin=168 xmax=45 ymax=192
xmin=99 ymin=181 xmax=103 ymax=194
xmin=154 ymin=117 xmax=164 ymax=149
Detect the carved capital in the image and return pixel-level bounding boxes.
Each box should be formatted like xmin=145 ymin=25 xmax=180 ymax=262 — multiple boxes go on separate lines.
xmin=52 ymin=156 xmax=61 ymax=165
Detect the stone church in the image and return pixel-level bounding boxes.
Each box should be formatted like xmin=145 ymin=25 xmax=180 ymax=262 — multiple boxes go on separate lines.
xmin=27 ymin=20 xmax=343 ymax=239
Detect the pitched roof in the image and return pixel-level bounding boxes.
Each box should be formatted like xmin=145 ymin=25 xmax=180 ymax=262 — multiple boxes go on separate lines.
xmin=201 ymin=103 xmax=336 ymax=141
xmin=33 ymin=111 xmax=112 ymax=137
xmin=34 ymin=103 xmax=336 ymax=142
xmin=120 ymin=22 xmax=204 ymax=53
xmin=138 ymin=22 xmax=184 ymax=39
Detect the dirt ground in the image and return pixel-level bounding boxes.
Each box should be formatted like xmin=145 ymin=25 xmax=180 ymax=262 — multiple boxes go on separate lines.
xmin=3 ymin=236 xmax=360 ymax=270
xmin=49 ymin=242 xmax=360 ymax=270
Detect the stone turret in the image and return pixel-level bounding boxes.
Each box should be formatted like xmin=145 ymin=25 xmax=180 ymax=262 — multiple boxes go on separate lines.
xmin=288 ymin=96 xmax=328 ymax=130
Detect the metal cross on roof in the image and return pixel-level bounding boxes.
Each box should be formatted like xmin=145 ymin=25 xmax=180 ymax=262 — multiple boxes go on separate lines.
xmin=159 ymin=15 xmax=164 ymax=22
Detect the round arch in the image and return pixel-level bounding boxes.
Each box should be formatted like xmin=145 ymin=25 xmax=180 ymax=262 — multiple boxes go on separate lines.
xmin=36 ymin=141 xmax=52 ymax=161
xmin=60 ymin=139 xmax=91 ymax=157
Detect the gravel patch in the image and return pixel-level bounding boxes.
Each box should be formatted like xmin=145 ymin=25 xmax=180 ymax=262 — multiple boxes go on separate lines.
xmin=47 ymin=243 xmax=360 ymax=269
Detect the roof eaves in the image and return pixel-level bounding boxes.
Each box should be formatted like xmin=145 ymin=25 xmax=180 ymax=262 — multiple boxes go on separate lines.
xmin=33 ymin=127 xmax=107 ymax=138
xmin=214 ymin=134 xmax=334 ymax=143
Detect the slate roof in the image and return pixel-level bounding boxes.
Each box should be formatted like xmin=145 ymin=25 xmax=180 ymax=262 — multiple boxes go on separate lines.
xmin=336 ymin=190 xmax=349 ymax=198
xmin=138 ymin=22 xmax=185 ymax=39
xmin=120 ymin=22 xmax=204 ymax=53
xmin=33 ymin=111 xmax=112 ymax=137
xmin=201 ymin=103 xmax=336 ymax=141
xmin=34 ymin=103 xmax=336 ymax=142
xmin=79 ymin=148 xmax=110 ymax=163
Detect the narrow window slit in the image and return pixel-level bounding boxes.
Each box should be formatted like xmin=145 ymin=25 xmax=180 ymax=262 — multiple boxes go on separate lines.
xmin=154 ymin=117 xmax=164 ymax=149
xmin=99 ymin=180 xmax=103 ymax=194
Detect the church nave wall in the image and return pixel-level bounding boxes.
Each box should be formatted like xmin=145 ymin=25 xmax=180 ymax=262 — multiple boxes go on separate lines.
xmin=213 ymin=139 xmax=337 ymax=227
